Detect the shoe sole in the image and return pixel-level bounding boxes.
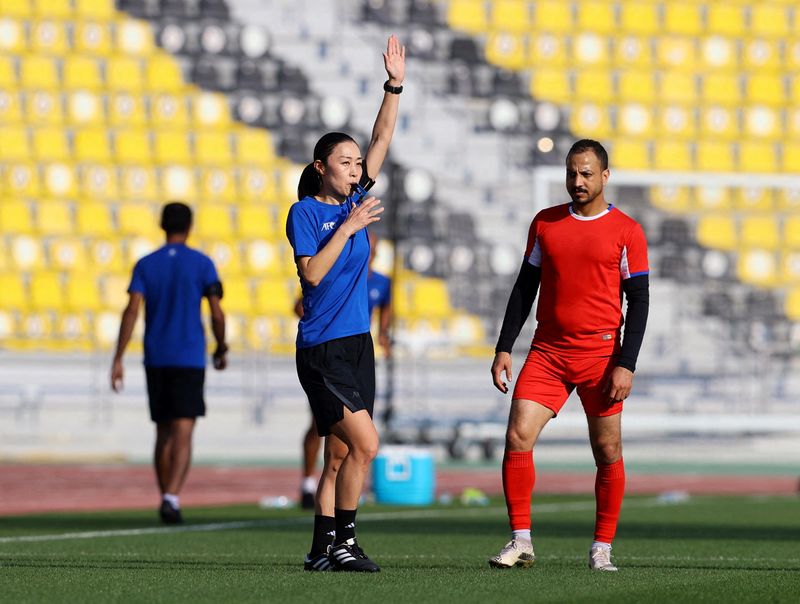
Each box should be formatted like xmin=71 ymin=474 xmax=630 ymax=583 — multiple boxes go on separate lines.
xmin=488 ymin=556 xmax=535 ymax=569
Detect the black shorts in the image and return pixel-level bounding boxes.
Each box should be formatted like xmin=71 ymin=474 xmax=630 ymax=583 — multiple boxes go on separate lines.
xmin=145 ymin=366 xmax=206 ymax=423
xmin=296 ymin=333 xmax=375 ymax=437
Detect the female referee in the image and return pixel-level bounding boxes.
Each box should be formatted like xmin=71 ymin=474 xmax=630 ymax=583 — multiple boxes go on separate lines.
xmin=286 ymin=35 xmax=404 ymax=573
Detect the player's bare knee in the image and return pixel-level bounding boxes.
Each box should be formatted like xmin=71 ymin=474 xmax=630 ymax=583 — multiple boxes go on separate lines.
xmin=592 ymin=441 xmax=621 ymax=465
xmin=505 ymin=425 xmax=533 ymax=451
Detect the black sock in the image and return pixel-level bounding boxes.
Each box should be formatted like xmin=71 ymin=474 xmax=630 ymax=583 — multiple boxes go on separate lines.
xmin=310 ymin=515 xmax=335 ymax=556
xmin=334 ymin=508 xmax=357 ymax=545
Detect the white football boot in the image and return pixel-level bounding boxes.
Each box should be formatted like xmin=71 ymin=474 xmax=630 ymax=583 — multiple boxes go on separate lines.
xmin=589 ymin=545 xmax=618 ymax=571
xmin=488 ymin=539 xmax=535 ymax=569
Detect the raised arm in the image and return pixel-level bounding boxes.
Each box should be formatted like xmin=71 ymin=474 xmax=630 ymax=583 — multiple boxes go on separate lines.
xmin=363 ymin=35 xmax=405 ymax=180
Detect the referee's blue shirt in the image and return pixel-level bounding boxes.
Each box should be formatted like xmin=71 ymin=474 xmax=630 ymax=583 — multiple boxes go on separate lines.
xmin=286 ymin=196 xmax=371 ymax=349
xmin=128 ymin=243 xmax=220 ymax=368
xmin=368 ymin=270 xmax=391 ymax=316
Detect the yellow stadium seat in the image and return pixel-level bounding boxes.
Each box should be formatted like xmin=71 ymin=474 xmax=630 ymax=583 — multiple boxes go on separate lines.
xmin=700 ymin=107 xmax=738 ymax=141
xmin=743 ymin=39 xmax=780 ymax=72
xmin=115 ymin=129 xmax=152 ymax=164
xmin=650 ymin=186 xmax=691 ymax=213
xmin=653 ymin=140 xmax=692 ymax=171
xmin=152 ymin=130 xmax=190 ymax=164
xmin=743 ymin=106 xmax=779 ymax=140
xmin=619 ymin=2 xmax=658 ymax=35
xmin=34 ymin=0 xmax=72 ymax=17
xmin=74 ymin=128 xmax=112 ymax=163
xmin=108 ymin=93 xmax=147 ymax=127
xmin=75 ymin=0 xmax=114 ymax=19
xmin=791 ymin=77 xmax=800 ymax=106
xmin=239 ymin=166 xmax=279 ymax=203
xmin=611 ymin=139 xmax=650 ymax=170
xmin=80 ymin=164 xmax=118 ymax=199
xmin=738 ymin=250 xmax=778 ymax=287
xmin=485 ymin=33 xmax=525 ymax=70
xmin=783 ymin=144 xmax=800 ymax=173
xmin=739 ymin=142 xmax=778 ymax=173
xmin=613 ymin=36 xmax=651 ymax=68
xmin=787 ymin=41 xmax=800 ymax=74
xmin=2 ymin=0 xmax=33 ymax=17
xmin=106 ymin=56 xmax=144 ymax=92
xmin=221 ymin=277 xmax=254 ymax=315
xmin=27 ymin=92 xmax=63 ymax=127
xmin=0 ymin=18 xmax=25 ymax=53
xmin=706 ymin=4 xmax=745 ymax=37
xmin=161 ymin=165 xmax=197 ymax=199
xmin=573 ymin=32 xmax=609 ymax=67
xmin=30 ymin=20 xmax=68 ymax=55
xmin=697 ymin=215 xmax=737 ymax=250
xmin=570 ymin=103 xmax=612 ymax=139
xmin=203 ymin=241 xmax=242 ymax=277
xmin=20 ymin=54 xmax=59 ymax=89
xmin=750 ymin=3 xmax=789 ymax=39
xmin=32 ymin=127 xmax=69 ymax=161
xmin=741 ymin=216 xmax=780 ymax=250
xmin=746 ymin=74 xmax=785 ymax=106
xmin=101 ymin=273 xmax=130 ymax=311
xmin=576 ymin=1 xmax=615 ymax=34
xmin=195 ymin=205 xmax=234 ymax=239
xmin=489 ymin=0 xmax=531 ymax=33
xmin=36 ymin=201 xmax=73 ymax=236
xmin=617 ymin=70 xmax=656 ymax=103
xmin=0 ymin=126 xmax=30 ymax=161
xmin=3 ymin=162 xmax=40 ymax=197
xmin=533 ymin=0 xmax=573 ymax=33
xmin=527 ymin=33 xmax=567 ymax=68
xmin=699 ymin=37 xmax=736 ymax=72
xmin=0 ymin=273 xmax=26 ymax=310
xmin=195 ymin=131 xmax=232 ymax=165
xmin=63 ymin=56 xmax=103 ymax=90
xmin=89 ymin=239 xmax=124 ymax=273
xmin=115 ymin=20 xmax=155 ymax=56
xmin=191 ymin=92 xmax=231 ymax=128
xmin=0 ymin=57 xmax=15 ymax=91
xmin=237 ymin=205 xmax=276 ymax=240
xmin=656 ymin=105 xmax=695 ymax=139
xmin=117 ymin=202 xmax=158 ymax=237
xmin=411 ymin=278 xmax=451 ymax=319
xmin=235 ymin=128 xmax=274 ymax=165
xmin=696 ymin=141 xmax=735 ymax=172
xmin=151 ymin=94 xmax=189 ymax=127
xmin=0 ymin=91 xmax=22 ymax=123
xmin=447 ymin=0 xmax=487 ymax=34
xmin=781 ymin=252 xmax=800 ymax=284
xmin=66 ymin=91 xmax=103 ymax=125
xmin=199 ymin=167 xmax=236 ymax=202
xmin=244 ymin=240 xmax=285 ymax=276
xmin=656 ymin=36 xmax=696 ymax=70
xmin=255 ymin=278 xmax=294 ymax=316
xmin=663 ymin=2 xmax=702 ymax=36
xmin=530 ymin=68 xmax=570 ymax=103
xmin=76 ymin=201 xmax=114 ymax=237
xmin=695 ymin=186 xmax=732 ymax=212
xmin=119 ymin=165 xmax=158 ymax=200
xmin=74 ymin=22 xmax=112 ymax=55
xmin=0 ymin=199 xmax=33 ymax=232
xmin=29 ymin=271 xmax=63 ymax=311
xmin=145 ymin=55 xmax=185 ymax=92
xmin=659 ymin=72 xmax=697 ymax=105
xmin=735 ymin=187 xmax=774 ymax=212
xmin=49 ymin=238 xmax=89 ymax=271
xmin=776 ymin=188 xmax=800 ymax=212
xmin=783 ymin=217 xmax=800 ymax=249
xmin=44 ymin=161 xmax=79 ymax=198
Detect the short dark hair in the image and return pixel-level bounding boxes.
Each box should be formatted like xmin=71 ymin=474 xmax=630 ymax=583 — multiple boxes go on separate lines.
xmin=566 ymin=139 xmax=609 ymax=170
xmin=160 ymin=202 xmax=192 ymax=234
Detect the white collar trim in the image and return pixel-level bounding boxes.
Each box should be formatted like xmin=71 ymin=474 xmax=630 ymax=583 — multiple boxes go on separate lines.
xmin=569 ymin=204 xmax=613 ymax=221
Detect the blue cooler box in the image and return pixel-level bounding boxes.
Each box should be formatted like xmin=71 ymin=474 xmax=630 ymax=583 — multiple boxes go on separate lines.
xmin=372 ymin=446 xmax=435 ymax=505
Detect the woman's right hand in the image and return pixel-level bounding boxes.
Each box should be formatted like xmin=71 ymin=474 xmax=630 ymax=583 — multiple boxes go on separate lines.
xmin=340 ymin=196 xmax=384 ymax=237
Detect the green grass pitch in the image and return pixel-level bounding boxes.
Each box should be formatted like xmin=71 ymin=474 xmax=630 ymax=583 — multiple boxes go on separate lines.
xmin=0 ymin=495 xmax=798 ymax=603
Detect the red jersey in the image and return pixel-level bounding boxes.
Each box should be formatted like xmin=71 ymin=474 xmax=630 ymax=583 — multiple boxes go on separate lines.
xmin=524 ymin=203 xmax=649 ymax=357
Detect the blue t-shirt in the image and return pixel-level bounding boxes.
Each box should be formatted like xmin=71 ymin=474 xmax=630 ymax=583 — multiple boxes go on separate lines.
xmin=286 ymin=196 xmax=371 ymax=348
xmin=128 ymin=243 xmax=220 ymax=368
xmin=367 ymin=270 xmax=391 ymax=316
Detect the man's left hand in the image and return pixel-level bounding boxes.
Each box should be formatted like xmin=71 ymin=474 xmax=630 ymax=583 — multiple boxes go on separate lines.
xmin=605 ymin=366 xmax=633 ymax=402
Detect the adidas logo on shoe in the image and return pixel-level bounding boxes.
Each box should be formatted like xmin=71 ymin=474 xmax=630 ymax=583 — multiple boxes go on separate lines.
xmin=330 ymin=538 xmax=380 ymax=572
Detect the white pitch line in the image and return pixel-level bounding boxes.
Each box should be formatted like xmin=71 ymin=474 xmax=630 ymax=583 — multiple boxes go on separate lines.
xmin=0 ymin=498 xmax=669 ymax=545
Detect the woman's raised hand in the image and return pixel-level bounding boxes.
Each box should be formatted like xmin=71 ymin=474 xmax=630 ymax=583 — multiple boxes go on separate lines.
xmin=383 ymin=34 xmax=405 ymax=86
xmin=340 ymin=197 xmax=384 ymax=237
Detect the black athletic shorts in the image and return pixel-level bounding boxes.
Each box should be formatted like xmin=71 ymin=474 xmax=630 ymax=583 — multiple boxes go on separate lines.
xmin=145 ymin=366 xmax=206 ymax=423
xmin=296 ymin=333 xmax=375 ymax=437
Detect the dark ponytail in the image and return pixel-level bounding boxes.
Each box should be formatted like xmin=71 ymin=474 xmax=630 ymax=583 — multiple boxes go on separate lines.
xmin=296 ymin=132 xmax=358 ymax=200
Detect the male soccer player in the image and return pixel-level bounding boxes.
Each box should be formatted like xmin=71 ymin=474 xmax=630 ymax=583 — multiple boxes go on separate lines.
xmin=111 ymin=202 xmax=228 ymax=524
xmin=488 ymin=140 xmax=649 ymax=571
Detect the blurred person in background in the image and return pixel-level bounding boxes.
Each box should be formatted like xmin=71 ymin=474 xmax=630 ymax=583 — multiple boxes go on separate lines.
xmin=295 ymin=231 xmax=393 ymax=510
xmin=286 ymin=35 xmax=404 ymax=572
xmin=488 ymin=140 xmax=649 ymax=572
xmin=111 ymin=202 xmax=228 ymax=524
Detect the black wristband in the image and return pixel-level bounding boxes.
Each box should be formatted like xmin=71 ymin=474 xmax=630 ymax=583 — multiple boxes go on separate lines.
xmin=383 ymin=80 xmax=403 ymax=94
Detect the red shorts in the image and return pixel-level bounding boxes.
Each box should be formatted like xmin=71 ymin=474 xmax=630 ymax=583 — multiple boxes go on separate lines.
xmin=512 ymin=348 xmax=622 ymax=417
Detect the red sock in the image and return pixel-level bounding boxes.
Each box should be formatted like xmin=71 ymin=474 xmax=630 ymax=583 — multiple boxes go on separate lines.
xmin=502 ymin=450 xmax=535 ymax=531
xmin=594 ymin=458 xmax=625 ymax=543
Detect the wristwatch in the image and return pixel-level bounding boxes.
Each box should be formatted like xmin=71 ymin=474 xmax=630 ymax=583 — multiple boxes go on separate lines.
xmin=383 ymin=80 xmax=403 ymax=94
